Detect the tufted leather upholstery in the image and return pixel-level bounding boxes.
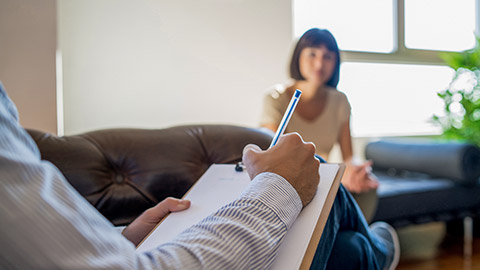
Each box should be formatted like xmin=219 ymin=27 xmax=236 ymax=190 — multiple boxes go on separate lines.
xmin=26 ymin=125 xmax=273 ymax=226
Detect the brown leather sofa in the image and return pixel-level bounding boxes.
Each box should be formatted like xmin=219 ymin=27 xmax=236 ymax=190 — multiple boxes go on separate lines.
xmin=27 ymin=125 xmax=273 ymax=226
xmin=26 ymin=125 xmax=480 ymax=237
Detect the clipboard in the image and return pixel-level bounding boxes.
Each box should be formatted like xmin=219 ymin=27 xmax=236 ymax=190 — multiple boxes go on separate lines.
xmin=136 ymin=163 xmax=345 ymax=270
xmin=299 ymin=163 xmax=344 ymax=269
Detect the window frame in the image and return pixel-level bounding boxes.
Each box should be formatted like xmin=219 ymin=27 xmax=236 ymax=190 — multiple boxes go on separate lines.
xmin=340 ymin=0 xmax=480 ymax=66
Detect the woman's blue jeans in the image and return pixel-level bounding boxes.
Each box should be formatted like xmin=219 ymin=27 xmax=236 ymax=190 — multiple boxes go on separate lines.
xmin=310 ymin=184 xmax=388 ymax=270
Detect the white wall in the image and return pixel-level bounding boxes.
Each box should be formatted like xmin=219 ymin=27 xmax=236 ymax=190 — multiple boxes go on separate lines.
xmin=0 ymin=0 xmax=57 ymax=134
xmin=58 ymin=0 xmax=293 ymax=135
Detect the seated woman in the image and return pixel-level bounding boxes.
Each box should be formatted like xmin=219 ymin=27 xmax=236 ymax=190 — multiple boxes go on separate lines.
xmin=260 ymin=28 xmax=379 ymax=222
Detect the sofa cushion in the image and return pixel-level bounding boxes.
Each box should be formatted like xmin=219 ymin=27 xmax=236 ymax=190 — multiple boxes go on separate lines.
xmin=373 ymin=171 xmax=480 ymax=227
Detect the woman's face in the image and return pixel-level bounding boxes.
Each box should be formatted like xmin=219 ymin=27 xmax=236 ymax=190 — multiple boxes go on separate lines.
xmin=298 ymin=45 xmax=336 ymax=86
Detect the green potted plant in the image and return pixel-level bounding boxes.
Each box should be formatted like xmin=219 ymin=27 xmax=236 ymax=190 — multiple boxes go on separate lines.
xmin=432 ymin=36 xmax=480 ymax=147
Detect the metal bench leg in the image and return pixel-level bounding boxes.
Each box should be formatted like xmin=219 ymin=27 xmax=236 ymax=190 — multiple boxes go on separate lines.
xmin=464 ymin=216 xmax=473 ymax=258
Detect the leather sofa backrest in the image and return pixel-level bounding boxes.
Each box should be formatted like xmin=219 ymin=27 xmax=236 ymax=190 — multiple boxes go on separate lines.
xmin=27 ymin=125 xmax=273 ymax=226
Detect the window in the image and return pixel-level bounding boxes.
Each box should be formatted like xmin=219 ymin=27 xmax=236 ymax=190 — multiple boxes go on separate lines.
xmin=339 ymin=63 xmax=453 ymax=136
xmin=405 ymin=0 xmax=477 ymax=51
xmin=293 ymin=0 xmax=479 ymax=137
xmin=293 ymin=0 xmax=395 ymax=53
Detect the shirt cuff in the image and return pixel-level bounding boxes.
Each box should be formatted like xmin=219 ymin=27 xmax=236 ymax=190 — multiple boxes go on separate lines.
xmin=115 ymin=225 xmax=126 ymax=235
xmin=240 ymin=172 xmax=303 ymax=229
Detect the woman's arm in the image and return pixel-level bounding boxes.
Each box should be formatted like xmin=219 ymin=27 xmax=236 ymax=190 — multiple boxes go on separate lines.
xmin=338 ymin=118 xmax=354 ymax=162
xmin=338 ymin=118 xmax=379 ymax=193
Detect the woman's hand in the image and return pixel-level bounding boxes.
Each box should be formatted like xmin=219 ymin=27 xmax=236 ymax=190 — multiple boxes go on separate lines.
xmin=342 ymin=160 xmax=379 ymax=194
xmin=122 ymin=197 xmax=191 ymax=246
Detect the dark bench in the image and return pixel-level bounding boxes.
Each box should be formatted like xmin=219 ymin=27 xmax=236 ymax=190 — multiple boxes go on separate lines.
xmin=367 ymin=140 xmax=480 ymax=255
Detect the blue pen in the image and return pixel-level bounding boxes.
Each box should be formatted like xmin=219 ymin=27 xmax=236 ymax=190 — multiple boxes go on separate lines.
xmin=235 ymin=89 xmax=301 ymax=172
xmin=269 ymin=89 xmax=302 ymax=148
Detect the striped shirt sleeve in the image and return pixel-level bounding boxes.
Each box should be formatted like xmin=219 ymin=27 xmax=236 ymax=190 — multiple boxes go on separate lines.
xmin=138 ymin=173 xmax=303 ymax=269
xmin=0 ymin=83 xmax=303 ymax=270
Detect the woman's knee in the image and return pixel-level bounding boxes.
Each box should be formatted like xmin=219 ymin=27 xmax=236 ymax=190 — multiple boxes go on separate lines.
xmin=326 ymin=231 xmax=374 ymax=270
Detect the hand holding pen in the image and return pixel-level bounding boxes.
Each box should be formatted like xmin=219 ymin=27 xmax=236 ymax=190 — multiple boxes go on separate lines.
xmin=243 ymin=133 xmax=320 ymax=207
xmin=236 ymin=89 xmax=302 ymax=172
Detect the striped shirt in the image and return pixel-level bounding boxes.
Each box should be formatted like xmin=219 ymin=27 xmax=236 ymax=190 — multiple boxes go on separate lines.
xmin=0 ymin=83 xmax=303 ymax=269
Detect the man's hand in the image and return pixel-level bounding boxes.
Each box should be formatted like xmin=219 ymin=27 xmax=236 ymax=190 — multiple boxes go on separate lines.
xmin=242 ymin=133 xmax=320 ymax=207
xmin=122 ymin=197 xmax=191 ymax=246
xmin=342 ymin=160 xmax=379 ymax=194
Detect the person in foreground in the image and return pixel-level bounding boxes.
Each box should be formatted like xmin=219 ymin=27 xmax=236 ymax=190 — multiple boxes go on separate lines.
xmin=260 ymin=28 xmax=379 ymax=220
xmin=0 ymin=83 xmax=398 ymax=269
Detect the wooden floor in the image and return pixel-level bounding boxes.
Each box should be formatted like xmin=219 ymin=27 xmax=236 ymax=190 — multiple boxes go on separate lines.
xmin=397 ymin=236 xmax=480 ymax=270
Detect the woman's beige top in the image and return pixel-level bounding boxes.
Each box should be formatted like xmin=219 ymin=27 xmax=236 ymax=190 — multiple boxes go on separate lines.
xmin=260 ymin=85 xmax=351 ymax=160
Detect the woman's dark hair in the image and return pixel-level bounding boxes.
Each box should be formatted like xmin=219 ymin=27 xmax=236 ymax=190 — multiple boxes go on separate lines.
xmin=289 ymin=28 xmax=341 ymax=88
